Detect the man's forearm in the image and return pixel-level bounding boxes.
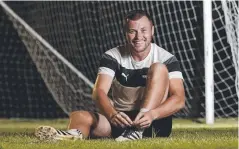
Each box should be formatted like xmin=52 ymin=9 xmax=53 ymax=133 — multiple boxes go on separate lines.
xmin=93 ymin=89 xmax=117 ymax=119
xmin=151 ymin=95 xmax=185 ymax=120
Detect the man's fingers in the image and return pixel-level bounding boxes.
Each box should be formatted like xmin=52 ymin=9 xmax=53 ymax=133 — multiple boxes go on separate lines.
xmin=112 ymin=117 xmax=124 ymax=127
xmin=119 ymin=112 xmax=133 ymax=125
xmin=137 ymin=120 xmax=151 ymax=129
xmin=115 ymin=118 xmax=125 ymax=127
xmin=139 ymin=120 xmax=150 ymax=127
xmin=141 ymin=123 xmax=151 ymax=129
xmin=134 ymin=117 xmax=147 ymax=125
xmin=134 ymin=112 xmax=144 ymax=122
xmin=114 ymin=114 xmax=130 ymax=127
xmin=117 ymin=114 xmax=131 ymax=126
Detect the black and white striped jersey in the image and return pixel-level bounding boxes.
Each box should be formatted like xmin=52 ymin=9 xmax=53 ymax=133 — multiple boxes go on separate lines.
xmin=98 ymin=43 xmax=183 ymax=111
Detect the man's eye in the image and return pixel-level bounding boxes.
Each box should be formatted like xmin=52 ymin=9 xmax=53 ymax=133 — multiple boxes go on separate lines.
xmin=128 ymin=30 xmax=136 ymax=34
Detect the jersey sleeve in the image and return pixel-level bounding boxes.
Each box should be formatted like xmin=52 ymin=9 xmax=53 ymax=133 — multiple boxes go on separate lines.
xmin=98 ymin=52 xmax=119 ymax=78
xmin=163 ymin=56 xmax=184 ymax=80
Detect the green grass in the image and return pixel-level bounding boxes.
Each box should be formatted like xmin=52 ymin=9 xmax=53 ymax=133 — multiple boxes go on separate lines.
xmin=0 ymin=118 xmax=238 ymax=149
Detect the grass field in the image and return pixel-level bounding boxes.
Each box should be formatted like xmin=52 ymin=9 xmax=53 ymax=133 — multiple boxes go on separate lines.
xmin=0 ymin=118 xmax=238 ymax=149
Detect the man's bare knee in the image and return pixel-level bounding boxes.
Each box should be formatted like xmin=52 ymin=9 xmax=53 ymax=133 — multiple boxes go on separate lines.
xmin=68 ymin=110 xmax=95 ymax=129
xmin=148 ymin=63 xmax=168 ymax=80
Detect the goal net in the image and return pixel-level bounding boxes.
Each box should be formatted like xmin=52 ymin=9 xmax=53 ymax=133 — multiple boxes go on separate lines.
xmin=222 ymin=0 xmax=239 ymax=100
xmin=0 ymin=1 xmax=237 ymax=118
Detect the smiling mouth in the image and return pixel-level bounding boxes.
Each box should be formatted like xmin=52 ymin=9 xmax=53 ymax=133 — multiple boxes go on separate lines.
xmin=134 ymin=41 xmax=144 ymax=45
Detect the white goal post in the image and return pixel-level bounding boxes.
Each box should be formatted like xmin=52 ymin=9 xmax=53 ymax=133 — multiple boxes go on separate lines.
xmin=204 ymin=0 xmax=214 ymax=124
xmin=204 ymin=0 xmax=239 ymax=124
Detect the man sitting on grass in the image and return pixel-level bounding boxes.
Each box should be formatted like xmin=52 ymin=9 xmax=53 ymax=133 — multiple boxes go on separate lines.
xmin=35 ymin=9 xmax=185 ymax=142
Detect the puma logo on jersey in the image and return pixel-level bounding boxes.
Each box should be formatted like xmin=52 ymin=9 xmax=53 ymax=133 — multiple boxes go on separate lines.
xmin=121 ymin=73 xmax=129 ymax=82
xmin=142 ymin=75 xmax=147 ymax=79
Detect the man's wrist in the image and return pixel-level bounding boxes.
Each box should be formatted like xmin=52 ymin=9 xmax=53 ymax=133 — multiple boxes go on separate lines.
xmin=108 ymin=110 xmax=118 ymax=120
xmin=151 ymin=109 xmax=158 ymax=120
xmin=140 ymin=108 xmax=150 ymax=113
xmin=110 ymin=111 xmax=120 ymax=120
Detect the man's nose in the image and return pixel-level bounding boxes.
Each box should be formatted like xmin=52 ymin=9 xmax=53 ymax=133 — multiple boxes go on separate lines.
xmin=135 ymin=31 xmax=143 ymax=39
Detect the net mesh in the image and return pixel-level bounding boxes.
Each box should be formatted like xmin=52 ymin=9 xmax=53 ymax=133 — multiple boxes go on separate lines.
xmin=222 ymin=0 xmax=239 ymax=99
xmin=0 ymin=1 xmax=237 ymax=118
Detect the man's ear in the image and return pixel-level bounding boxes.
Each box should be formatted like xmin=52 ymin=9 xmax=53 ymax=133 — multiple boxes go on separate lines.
xmin=151 ymin=26 xmax=154 ymax=36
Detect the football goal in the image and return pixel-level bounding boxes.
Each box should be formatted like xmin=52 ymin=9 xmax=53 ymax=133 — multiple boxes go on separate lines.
xmin=0 ymin=1 xmax=238 ymax=122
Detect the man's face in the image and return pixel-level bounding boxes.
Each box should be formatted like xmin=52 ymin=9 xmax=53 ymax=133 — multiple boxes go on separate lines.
xmin=126 ymin=16 xmax=154 ymax=53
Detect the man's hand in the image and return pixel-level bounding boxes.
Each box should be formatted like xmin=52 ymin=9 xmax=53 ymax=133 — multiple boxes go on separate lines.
xmin=133 ymin=110 xmax=155 ymax=129
xmin=110 ymin=112 xmax=133 ymax=128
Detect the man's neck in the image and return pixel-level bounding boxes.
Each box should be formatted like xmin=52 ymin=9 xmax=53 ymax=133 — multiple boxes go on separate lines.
xmin=130 ymin=45 xmax=151 ymax=62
